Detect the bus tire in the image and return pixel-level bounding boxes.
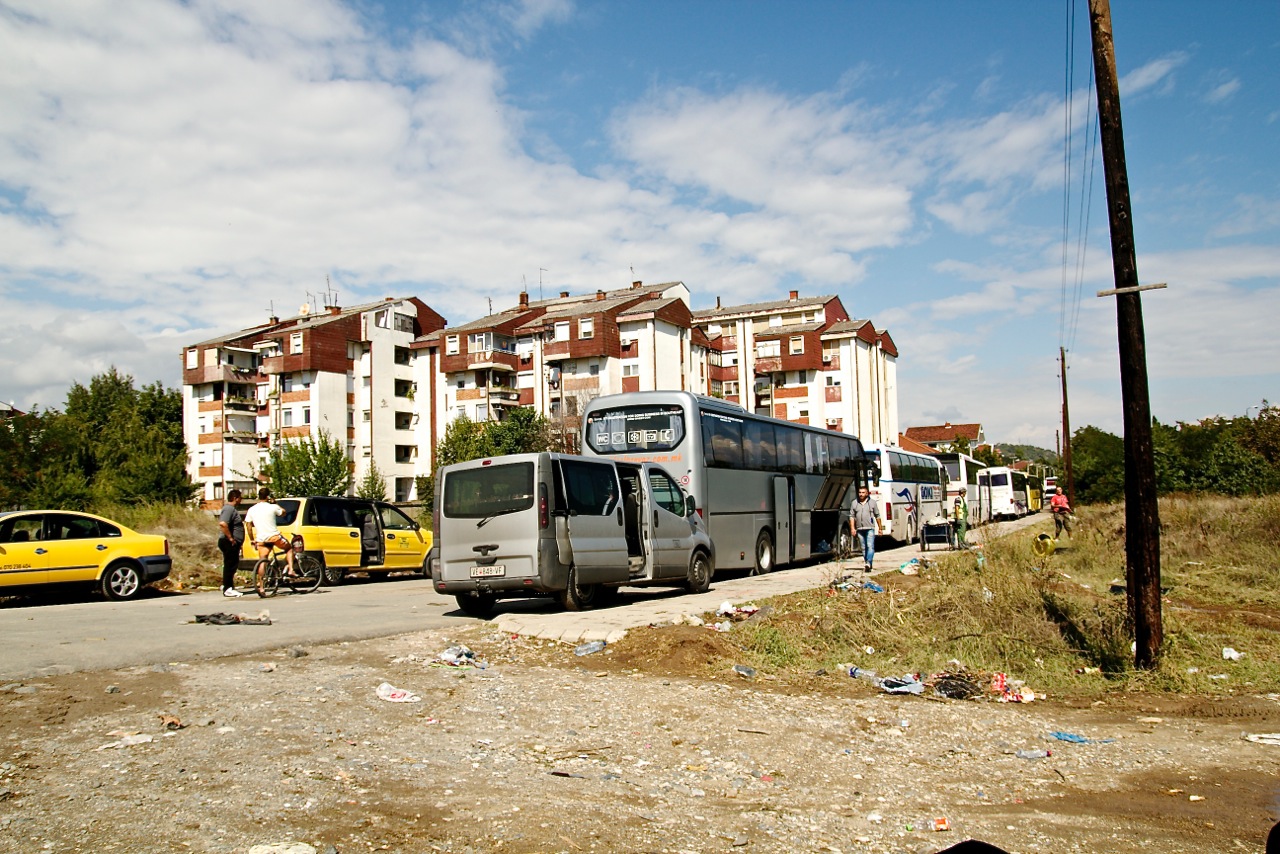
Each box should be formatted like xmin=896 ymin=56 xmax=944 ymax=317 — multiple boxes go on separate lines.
xmin=684 ymin=550 xmax=712 ymax=594
xmin=560 ymin=564 xmax=598 ymax=611
xmin=751 ymin=529 xmax=774 ymax=576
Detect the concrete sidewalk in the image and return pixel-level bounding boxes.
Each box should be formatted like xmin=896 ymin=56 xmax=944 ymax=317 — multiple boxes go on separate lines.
xmin=494 ymin=512 xmax=1047 ymax=644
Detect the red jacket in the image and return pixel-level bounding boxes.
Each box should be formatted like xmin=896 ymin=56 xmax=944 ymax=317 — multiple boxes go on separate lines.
xmin=1050 ymin=493 xmax=1071 ymax=514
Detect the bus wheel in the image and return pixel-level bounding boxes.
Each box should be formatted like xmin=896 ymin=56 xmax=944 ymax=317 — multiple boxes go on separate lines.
xmin=560 ymin=564 xmax=598 ymax=611
xmin=684 ymin=551 xmax=712 ymax=594
xmin=751 ymin=530 xmax=774 ymax=575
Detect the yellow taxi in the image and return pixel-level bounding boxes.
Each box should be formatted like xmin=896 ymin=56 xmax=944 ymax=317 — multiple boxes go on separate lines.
xmin=0 ymin=510 xmax=172 ymax=600
xmin=238 ymin=496 xmax=432 ymax=586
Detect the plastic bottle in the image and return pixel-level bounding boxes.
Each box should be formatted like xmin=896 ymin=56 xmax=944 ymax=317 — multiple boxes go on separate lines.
xmin=1015 ymin=748 xmax=1051 ymax=759
xmin=848 ymin=667 xmax=883 ymax=687
xmin=574 ymin=640 xmax=606 ymax=656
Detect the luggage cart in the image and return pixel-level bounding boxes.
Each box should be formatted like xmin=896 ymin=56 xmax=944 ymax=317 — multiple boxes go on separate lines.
xmin=921 ymin=517 xmax=952 ymax=551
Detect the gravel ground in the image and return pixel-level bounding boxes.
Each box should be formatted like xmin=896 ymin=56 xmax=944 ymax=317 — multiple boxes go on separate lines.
xmin=2 ymin=624 xmax=1279 ymax=854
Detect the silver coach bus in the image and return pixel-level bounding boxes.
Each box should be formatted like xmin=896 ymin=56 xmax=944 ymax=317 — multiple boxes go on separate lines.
xmin=581 ymin=391 xmax=866 ymax=573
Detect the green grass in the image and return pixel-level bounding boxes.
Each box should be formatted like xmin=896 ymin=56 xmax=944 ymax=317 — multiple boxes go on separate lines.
xmin=704 ymin=495 xmax=1280 ymax=699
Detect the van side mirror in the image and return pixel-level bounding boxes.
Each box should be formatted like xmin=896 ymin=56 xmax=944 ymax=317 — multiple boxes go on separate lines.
xmin=685 ymin=495 xmax=697 ymax=517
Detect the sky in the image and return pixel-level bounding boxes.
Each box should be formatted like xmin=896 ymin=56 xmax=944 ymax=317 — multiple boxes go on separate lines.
xmin=1 ymin=0 xmax=1277 ymax=450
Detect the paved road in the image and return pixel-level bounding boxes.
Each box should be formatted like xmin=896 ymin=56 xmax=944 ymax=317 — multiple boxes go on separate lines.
xmin=0 ymin=513 xmax=1049 ymax=681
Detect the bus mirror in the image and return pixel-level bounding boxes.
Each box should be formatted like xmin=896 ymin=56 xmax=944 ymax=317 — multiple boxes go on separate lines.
xmin=868 ymin=463 xmax=881 ymax=485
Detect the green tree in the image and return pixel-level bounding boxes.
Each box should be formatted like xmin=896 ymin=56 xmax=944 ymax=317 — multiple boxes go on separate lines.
xmin=0 ymin=409 xmax=91 ymax=510
xmin=262 ymin=431 xmax=351 ymax=496
xmin=1071 ymin=425 xmax=1125 ymax=504
xmin=972 ymin=445 xmax=1002 ymax=467
xmin=356 ymin=460 xmax=388 ymax=501
xmin=948 ymin=435 xmax=972 ymax=455
xmin=421 ymin=410 xmax=557 ymax=511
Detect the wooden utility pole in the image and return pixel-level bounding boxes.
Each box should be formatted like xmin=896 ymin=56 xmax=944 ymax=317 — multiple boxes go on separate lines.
xmin=1060 ymin=347 xmax=1074 ymax=506
xmin=1088 ymin=0 xmax=1162 ymax=669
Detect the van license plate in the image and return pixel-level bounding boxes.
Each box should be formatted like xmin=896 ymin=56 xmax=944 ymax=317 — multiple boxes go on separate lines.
xmin=469 ymin=565 xmax=505 ymax=578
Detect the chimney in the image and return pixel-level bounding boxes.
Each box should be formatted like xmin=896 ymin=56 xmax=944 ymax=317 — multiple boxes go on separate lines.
xmin=519 ymin=291 xmax=529 ymax=308
xmin=327 ymin=305 xmax=341 ymax=316
xmin=268 ymin=315 xmax=279 ymax=325
xmin=559 ymin=290 xmax=569 ymax=299
xmin=632 ymin=280 xmax=642 ymax=289
xmin=716 ymin=296 xmax=722 ymax=309
xmin=596 ymin=289 xmax=605 ymax=301
xmin=789 ymin=290 xmax=799 ymax=301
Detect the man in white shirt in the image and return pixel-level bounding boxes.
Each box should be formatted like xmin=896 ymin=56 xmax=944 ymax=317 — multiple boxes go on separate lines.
xmin=244 ymin=487 xmax=295 ymax=588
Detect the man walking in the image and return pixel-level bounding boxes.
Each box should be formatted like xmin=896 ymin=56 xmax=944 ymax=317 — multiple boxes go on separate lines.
xmin=217 ymin=489 xmax=245 ymax=597
xmin=1050 ymin=487 xmax=1072 ymax=539
xmin=850 ymin=485 xmax=884 ymax=573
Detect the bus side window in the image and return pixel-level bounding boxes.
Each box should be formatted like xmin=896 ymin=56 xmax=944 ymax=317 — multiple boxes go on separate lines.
xmin=744 ymin=420 xmax=776 ymax=471
xmin=703 ymin=415 xmax=743 ymax=469
xmin=805 ymin=433 xmax=828 ymax=475
xmin=776 ymin=425 xmax=804 ymax=474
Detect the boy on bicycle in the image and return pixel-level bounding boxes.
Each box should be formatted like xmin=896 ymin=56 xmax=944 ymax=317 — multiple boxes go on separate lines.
xmin=245 ymin=488 xmax=295 ymax=588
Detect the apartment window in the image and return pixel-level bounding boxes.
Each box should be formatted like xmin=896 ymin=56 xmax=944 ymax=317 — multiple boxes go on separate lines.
xmin=769 ymin=315 xmax=782 ymax=327
xmin=197 ymin=450 xmax=206 ymax=466
xmin=757 ymin=340 xmax=780 ymax=359
xmin=302 ymin=407 xmax=311 ymax=425
xmin=456 ymin=377 xmax=467 ymax=389
xmin=445 ymin=335 xmax=460 ymax=355
xmin=579 ymin=319 xmax=594 ymax=339
xmin=789 ymin=336 xmax=804 ymax=355
xmin=554 ymin=322 xmax=570 ymax=342
xmin=374 ymin=309 xmax=390 ymax=329
xmin=468 ymin=332 xmax=487 ymax=351
xmin=622 ymin=363 xmax=639 ymax=377
xmin=362 ymin=410 xmax=371 ymax=422
xmin=726 ymin=352 xmax=739 ymax=367
xmin=589 ymin=362 xmax=599 ymax=376
xmin=798 ymin=407 xmax=809 ymax=419
xmin=290 ymin=332 xmax=303 ymax=354
xmin=395 ymin=313 xmax=414 ymax=333
xmin=283 ymin=409 xmax=293 ymax=427
xmin=198 ymin=418 xmax=208 ymax=434
xmin=185 ymin=349 xmax=198 ymax=369
xmin=724 ymin=381 xmax=739 ymax=396
xmin=563 ymin=361 xmax=576 ymax=375
xmin=826 ymin=375 xmax=841 ymax=387
xmin=476 ymin=404 xmax=488 ymax=421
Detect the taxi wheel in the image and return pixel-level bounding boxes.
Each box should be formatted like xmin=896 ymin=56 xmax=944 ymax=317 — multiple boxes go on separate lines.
xmin=319 ymin=558 xmax=345 ymax=587
xmin=101 ymin=561 xmax=143 ymax=601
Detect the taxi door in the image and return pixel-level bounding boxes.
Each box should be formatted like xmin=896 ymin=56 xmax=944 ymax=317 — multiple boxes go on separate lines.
xmin=0 ymin=514 xmax=49 ymax=588
xmin=305 ymin=498 xmax=363 ymax=571
xmin=43 ymin=513 xmax=114 ymax=584
xmin=377 ymin=503 xmax=430 ymax=569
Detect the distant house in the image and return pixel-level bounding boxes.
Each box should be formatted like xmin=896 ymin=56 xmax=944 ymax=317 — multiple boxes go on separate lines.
xmin=897 ymin=433 xmax=937 ymax=455
xmin=903 ymin=422 xmax=985 ymax=451
xmin=0 ymin=402 xmax=24 ymax=420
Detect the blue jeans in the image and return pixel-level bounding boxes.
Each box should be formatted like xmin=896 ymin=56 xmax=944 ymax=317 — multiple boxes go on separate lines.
xmin=857 ymin=528 xmax=876 ymax=567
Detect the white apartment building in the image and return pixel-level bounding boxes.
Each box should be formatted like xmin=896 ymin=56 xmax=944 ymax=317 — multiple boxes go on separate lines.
xmin=182 ymin=297 xmax=445 ymax=506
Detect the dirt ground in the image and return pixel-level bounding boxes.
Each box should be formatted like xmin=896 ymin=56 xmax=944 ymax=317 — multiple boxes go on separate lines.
xmin=1 ymin=622 xmax=1278 ymax=854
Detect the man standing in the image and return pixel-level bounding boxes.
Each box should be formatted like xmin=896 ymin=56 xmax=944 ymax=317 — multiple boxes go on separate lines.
xmin=1050 ymin=487 xmax=1072 ymax=539
xmin=952 ymin=487 xmax=969 ymax=550
xmin=217 ymin=489 xmax=245 ymax=597
xmin=850 ymin=485 xmax=884 ymax=573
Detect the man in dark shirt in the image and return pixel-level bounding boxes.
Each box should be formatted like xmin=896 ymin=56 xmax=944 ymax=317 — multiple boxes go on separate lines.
xmin=217 ymin=489 xmax=245 ymax=597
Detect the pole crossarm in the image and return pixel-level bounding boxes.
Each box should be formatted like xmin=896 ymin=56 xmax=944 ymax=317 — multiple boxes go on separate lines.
xmin=1097 ymin=282 xmax=1167 ymax=298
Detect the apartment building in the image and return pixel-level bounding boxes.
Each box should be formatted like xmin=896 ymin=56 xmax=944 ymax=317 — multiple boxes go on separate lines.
xmin=414 ymin=281 xmax=706 ymax=458
xmin=693 ymin=291 xmax=898 ymax=444
xmin=182 ymin=297 xmax=445 ymax=506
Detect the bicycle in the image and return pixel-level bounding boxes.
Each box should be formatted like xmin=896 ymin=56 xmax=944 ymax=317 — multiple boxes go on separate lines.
xmin=254 ymin=537 xmax=322 ymax=598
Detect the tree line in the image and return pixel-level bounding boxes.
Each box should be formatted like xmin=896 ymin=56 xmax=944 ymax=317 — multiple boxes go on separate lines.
xmin=0 ymin=368 xmax=193 ymax=509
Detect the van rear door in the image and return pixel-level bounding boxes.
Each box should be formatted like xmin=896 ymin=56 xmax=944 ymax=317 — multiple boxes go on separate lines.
xmin=439 ymin=460 xmax=541 ymax=584
xmin=557 ymin=458 xmax=628 ymax=585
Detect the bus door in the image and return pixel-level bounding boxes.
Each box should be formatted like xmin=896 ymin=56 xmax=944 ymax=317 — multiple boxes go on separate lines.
xmin=773 ymin=476 xmax=794 ymax=565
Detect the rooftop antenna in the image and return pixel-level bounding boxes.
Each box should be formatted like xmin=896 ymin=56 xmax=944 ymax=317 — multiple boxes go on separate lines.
xmin=488 ymin=297 xmax=493 ymax=315
xmin=539 ymin=268 xmax=547 ymax=302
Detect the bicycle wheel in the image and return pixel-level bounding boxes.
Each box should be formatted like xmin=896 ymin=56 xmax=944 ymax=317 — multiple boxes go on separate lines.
xmin=256 ymin=558 xmax=280 ymax=598
xmin=291 ymin=555 xmax=323 ymax=593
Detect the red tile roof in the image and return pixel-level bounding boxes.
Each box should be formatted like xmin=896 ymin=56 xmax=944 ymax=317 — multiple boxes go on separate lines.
xmin=904 ymin=423 xmax=983 ymax=444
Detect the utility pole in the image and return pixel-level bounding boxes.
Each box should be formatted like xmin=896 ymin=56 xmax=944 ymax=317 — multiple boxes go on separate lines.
xmin=1060 ymin=347 xmax=1074 ymax=506
xmin=1089 ymin=0 xmax=1162 ymax=670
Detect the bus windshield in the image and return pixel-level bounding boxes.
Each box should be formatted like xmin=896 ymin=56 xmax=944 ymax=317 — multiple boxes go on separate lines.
xmin=585 ymin=405 xmax=686 ymax=454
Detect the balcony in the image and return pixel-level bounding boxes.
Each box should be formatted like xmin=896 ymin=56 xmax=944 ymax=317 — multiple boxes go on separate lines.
xmin=183 ymin=364 xmax=263 ymax=386
xmin=224 ymin=397 xmax=258 ymax=412
xmin=223 ymin=430 xmax=258 ymax=444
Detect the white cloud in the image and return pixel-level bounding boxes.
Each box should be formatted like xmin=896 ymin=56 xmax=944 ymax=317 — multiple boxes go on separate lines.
xmin=1119 ymin=52 xmax=1188 ymax=97
xmin=1205 ymin=77 xmax=1241 ymax=103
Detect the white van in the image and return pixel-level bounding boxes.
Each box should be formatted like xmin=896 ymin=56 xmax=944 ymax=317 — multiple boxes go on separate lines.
xmin=432 ymin=452 xmax=715 ymax=617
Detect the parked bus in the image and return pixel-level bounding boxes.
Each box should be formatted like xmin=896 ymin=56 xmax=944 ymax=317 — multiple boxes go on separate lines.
xmin=862 ymin=444 xmax=946 ymax=544
xmin=581 ymin=391 xmax=866 ymax=573
xmin=934 ymin=452 xmax=988 ymax=526
xmin=978 ymin=466 xmax=1028 ymax=519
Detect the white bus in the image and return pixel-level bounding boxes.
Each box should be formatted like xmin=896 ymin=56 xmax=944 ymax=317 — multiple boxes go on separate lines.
xmin=934 ymin=452 xmax=987 ymax=526
xmin=863 ymin=444 xmax=946 ymax=544
xmin=978 ymin=466 xmax=1027 ymax=519
xmin=581 ymin=391 xmax=866 ymax=573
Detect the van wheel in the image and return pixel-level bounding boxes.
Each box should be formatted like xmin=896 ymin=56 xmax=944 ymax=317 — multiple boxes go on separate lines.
xmin=684 ymin=551 xmax=712 ymax=594
xmin=751 ymin=530 xmax=773 ymax=576
xmin=455 ymin=593 xmax=497 ymax=618
xmin=560 ymin=564 xmax=598 ymax=611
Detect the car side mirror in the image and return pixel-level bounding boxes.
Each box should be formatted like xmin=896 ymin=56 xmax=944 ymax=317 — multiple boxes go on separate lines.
xmin=685 ymin=495 xmax=697 ymax=517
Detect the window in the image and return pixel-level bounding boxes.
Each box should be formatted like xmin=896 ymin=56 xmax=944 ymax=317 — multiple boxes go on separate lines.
xmin=789 ymin=336 xmax=804 ymax=355
xmin=648 ymin=470 xmax=686 ymax=516
xmin=282 ymin=374 xmax=293 ymax=392
xmin=589 ymin=362 xmax=599 ymax=376
xmin=290 ymin=332 xmax=303 ymax=354
xmin=442 ymin=462 xmax=535 ymax=519
xmin=579 ymin=318 xmax=594 ymax=339
xmin=723 ymin=381 xmax=739 ymax=396
xmin=283 ymin=409 xmax=293 ymax=427
xmin=559 ymin=459 xmax=620 ymax=517
xmin=362 ymin=410 xmax=371 ymax=422
xmin=186 ymin=349 xmax=198 ymax=369
xmin=445 ymin=335 xmax=460 ymax=355
xmin=622 ymin=363 xmax=640 ymax=377
xmin=585 ymin=405 xmax=686 ymax=453
xmin=756 ymin=340 xmax=780 ymax=358
xmin=826 ymin=375 xmax=841 ymax=387
xmin=700 ymin=412 xmax=743 ymax=469
xmin=380 ymin=504 xmax=416 ymax=530
xmin=554 ymin=322 xmax=570 ymax=342
xmin=775 ymin=425 xmax=804 ymax=473
xmin=743 ymin=420 xmax=777 ymax=471
xmin=374 ymin=309 xmax=390 ymax=329
xmin=476 ymin=403 xmax=488 ymax=421
xmin=457 ymin=377 xmax=467 ymax=389
xmin=302 ymin=407 xmax=311 ymax=425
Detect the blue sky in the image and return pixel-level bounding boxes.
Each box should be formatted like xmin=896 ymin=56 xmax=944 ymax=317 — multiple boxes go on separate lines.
xmin=1 ymin=0 xmax=1277 ymax=449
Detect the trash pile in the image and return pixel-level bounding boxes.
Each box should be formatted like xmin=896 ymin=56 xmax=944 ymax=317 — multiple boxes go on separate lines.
xmin=838 ymin=659 xmax=1040 ymax=702
xmin=434 ymin=644 xmax=488 ymax=669
xmin=192 ymin=610 xmax=271 ymax=626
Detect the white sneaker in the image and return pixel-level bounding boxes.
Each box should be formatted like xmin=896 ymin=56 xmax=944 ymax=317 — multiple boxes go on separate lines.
xmin=223 ymin=588 xmax=243 ymax=598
